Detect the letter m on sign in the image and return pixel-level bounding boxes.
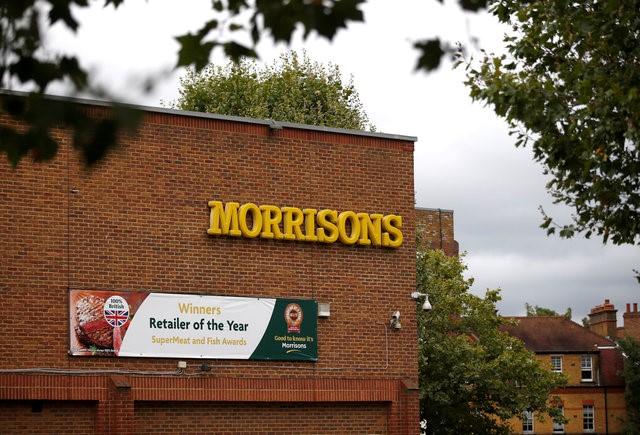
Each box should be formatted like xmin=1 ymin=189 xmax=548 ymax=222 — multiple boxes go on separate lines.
xmin=208 ymin=201 xmax=241 ymax=236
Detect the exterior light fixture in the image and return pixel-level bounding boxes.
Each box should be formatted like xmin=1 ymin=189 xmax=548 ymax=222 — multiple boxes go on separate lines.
xmin=411 ymin=291 xmax=432 ymax=312
xmin=318 ymin=302 xmax=331 ymax=318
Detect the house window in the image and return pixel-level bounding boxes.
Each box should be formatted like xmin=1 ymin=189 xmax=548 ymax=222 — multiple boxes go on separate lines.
xmin=583 ymin=405 xmax=595 ymax=432
xmin=581 ymin=355 xmax=593 ymax=381
xmin=553 ymin=406 xmax=565 ymax=433
xmin=551 ymin=355 xmax=563 ymax=373
xmin=522 ymin=410 xmax=534 ymax=434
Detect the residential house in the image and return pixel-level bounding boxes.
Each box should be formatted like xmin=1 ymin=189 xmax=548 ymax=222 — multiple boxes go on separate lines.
xmin=502 ymin=316 xmax=625 ymax=434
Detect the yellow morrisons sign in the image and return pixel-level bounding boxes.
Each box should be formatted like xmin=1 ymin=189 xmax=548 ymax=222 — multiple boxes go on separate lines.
xmin=208 ymin=201 xmax=403 ymax=248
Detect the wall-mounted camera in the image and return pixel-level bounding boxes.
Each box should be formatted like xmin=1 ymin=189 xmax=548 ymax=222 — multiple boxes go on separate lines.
xmin=390 ymin=311 xmax=401 ymax=330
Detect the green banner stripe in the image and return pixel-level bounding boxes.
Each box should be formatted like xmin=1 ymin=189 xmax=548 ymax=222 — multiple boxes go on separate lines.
xmin=250 ymin=299 xmax=318 ymax=361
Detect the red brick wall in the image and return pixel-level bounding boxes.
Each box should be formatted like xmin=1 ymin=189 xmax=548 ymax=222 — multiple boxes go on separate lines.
xmin=621 ymin=303 xmax=640 ymax=340
xmin=415 ymin=208 xmax=458 ymax=256
xmin=0 ymin=401 xmax=97 ymax=434
xmin=135 ymin=401 xmax=389 ymax=434
xmin=0 ymin=100 xmax=418 ymax=433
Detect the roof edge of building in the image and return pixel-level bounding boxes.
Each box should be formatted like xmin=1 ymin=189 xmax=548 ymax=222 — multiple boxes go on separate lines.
xmin=0 ymin=89 xmax=418 ymax=143
xmin=415 ymin=206 xmax=455 ymax=213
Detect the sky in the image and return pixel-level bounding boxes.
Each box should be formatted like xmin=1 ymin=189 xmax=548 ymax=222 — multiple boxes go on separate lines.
xmin=41 ymin=0 xmax=639 ymax=323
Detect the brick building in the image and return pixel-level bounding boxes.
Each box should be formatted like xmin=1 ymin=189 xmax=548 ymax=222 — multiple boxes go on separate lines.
xmin=502 ymin=317 xmax=626 ymax=434
xmin=0 ymin=94 xmax=421 ymax=433
xmin=415 ymin=207 xmax=458 ymax=257
xmin=621 ymin=303 xmax=640 ymax=339
xmin=588 ymin=299 xmax=640 ymax=340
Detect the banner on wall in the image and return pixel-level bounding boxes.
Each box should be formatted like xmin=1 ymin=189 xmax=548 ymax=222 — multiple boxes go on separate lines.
xmin=69 ymin=289 xmax=318 ymax=361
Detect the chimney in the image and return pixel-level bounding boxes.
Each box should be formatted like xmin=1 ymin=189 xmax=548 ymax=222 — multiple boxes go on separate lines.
xmin=588 ymin=299 xmax=618 ymax=339
xmin=622 ymin=302 xmax=640 ymax=340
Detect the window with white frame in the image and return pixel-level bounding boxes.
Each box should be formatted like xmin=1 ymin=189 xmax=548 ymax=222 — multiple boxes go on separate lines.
xmin=553 ymin=406 xmax=565 ymax=433
xmin=583 ymin=404 xmax=595 ymax=432
xmin=551 ymin=355 xmax=563 ymax=373
xmin=581 ymin=355 xmax=593 ymax=381
xmin=522 ymin=410 xmax=534 ymax=434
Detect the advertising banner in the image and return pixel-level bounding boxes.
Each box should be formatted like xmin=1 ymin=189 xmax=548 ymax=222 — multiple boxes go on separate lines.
xmin=69 ymin=289 xmax=317 ymax=361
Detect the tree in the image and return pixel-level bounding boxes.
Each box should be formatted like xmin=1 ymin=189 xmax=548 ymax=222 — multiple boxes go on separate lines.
xmin=617 ymin=336 xmax=640 ymax=433
xmin=525 ymin=303 xmax=572 ymax=320
xmin=461 ymin=0 xmax=640 ymax=246
xmin=168 ymin=51 xmax=373 ymax=130
xmin=1 ymin=0 xmax=486 ymax=167
xmin=0 ymin=0 xmax=143 ymax=166
xmin=417 ymin=248 xmax=566 ymax=434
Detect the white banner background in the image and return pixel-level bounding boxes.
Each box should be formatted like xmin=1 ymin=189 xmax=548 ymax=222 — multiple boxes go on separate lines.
xmin=118 ymin=294 xmax=275 ymax=358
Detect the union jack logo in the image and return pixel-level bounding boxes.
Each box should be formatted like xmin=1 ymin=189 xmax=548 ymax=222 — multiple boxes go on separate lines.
xmin=104 ymin=309 xmax=129 ymax=327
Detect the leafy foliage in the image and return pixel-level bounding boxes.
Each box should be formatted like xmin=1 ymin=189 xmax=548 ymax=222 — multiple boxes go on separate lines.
xmin=1 ymin=0 xmax=487 ymax=166
xmin=174 ymin=0 xmax=367 ymax=70
xmin=617 ymin=336 xmax=640 ymax=434
xmin=525 ymin=303 xmax=572 ymax=320
xmin=0 ymin=0 xmax=141 ymax=166
xmin=417 ymin=248 xmax=566 ymax=434
xmin=461 ymin=0 xmax=640 ymax=246
xmin=168 ymin=51 xmax=373 ymax=130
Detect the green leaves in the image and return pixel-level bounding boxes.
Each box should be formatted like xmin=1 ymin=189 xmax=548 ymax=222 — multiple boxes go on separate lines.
xmin=48 ymin=0 xmax=88 ymax=32
xmin=1 ymin=0 xmax=368 ymax=166
xmin=175 ymin=19 xmax=233 ymax=70
xmin=463 ymin=0 xmax=640 ymax=246
xmin=414 ymin=39 xmax=446 ymax=71
xmin=175 ymin=33 xmax=217 ymax=71
xmin=458 ymin=0 xmax=489 ymax=13
xmin=1 ymin=0 xmax=140 ymax=166
xmin=524 ymin=302 xmax=572 ymax=319
xmin=617 ymin=336 xmax=640 ymax=432
xmin=168 ymin=51 xmax=373 ymax=131
xmin=222 ymin=42 xmax=257 ymax=61
xmin=256 ymin=0 xmax=364 ymax=42
xmin=1 ymin=0 xmax=493 ymax=166
xmin=0 ymin=93 xmax=141 ymax=167
xmin=174 ymin=0 xmax=366 ymax=73
xmin=417 ymin=248 xmax=566 ymax=434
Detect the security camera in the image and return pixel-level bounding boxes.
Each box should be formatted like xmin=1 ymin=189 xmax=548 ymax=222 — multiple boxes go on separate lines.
xmin=390 ymin=311 xmax=401 ymax=329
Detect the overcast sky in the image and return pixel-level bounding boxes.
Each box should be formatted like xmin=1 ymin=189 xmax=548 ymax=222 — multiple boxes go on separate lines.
xmin=43 ymin=0 xmax=638 ymax=323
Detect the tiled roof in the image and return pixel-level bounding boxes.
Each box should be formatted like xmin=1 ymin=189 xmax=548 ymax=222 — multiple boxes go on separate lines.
xmin=501 ymin=316 xmax=616 ymax=352
xmin=502 ymin=316 xmax=625 ymax=387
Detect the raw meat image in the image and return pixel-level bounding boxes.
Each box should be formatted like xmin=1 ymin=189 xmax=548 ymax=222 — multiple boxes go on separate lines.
xmin=74 ymin=295 xmax=113 ymax=349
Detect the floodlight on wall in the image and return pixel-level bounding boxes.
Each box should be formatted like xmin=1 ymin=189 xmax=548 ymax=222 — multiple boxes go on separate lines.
xmin=318 ymin=302 xmax=331 ymax=318
xmin=411 ymin=291 xmax=432 ymax=312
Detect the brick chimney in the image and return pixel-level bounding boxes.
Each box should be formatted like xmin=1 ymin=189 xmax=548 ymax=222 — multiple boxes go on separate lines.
xmin=621 ymin=302 xmax=640 ymax=340
xmin=588 ymin=299 xmax=618 ymax=339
